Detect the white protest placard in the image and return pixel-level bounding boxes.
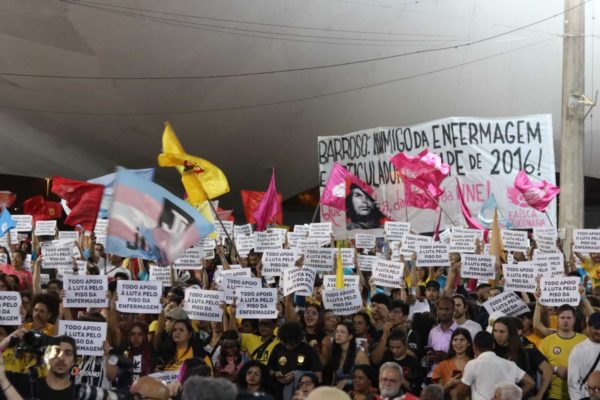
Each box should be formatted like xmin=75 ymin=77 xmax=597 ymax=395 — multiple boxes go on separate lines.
xmin=262 ymin=249 xmax=297 ymax=277
xmin=63 ymin=275 xmax=108 ymax=308
xmin=281 ymin=267 xmax=316 ymax=296
xmin=384 ymin=221 xmax=410 ymax=241
xmin=0 ymin=292 xmax=21 ymax=325
xmin=303 ymin=248 xmax=335 ymax=272
xmin=461 ymin=254 xmax=495 ymax=280
xmin=94 ymin=219 xmax=109 ymax=235
xmin=13 ymin=215 xmax=32 ymax=232
xmin=116 ymin=280 xmax=162 ymax=314
xmin=439 ymin=228 xmax=452 ymax=244
xmin=340 ymin=248 xmax=356 ymax=269
xmin=148 ymin=371 xmax=179 ymax=384
xmin=58 ymin=320 xmax=107 ymax=356
xmin=41 ymin=239 xmax=73 ymax=269
xmin=533 ymin=253 xmax=564 ymax=278
xmin=172 ymin=247 xmax=203 ymax=270
xmin=0 ymin=232 xmax=17 ymax=247
xmin=308 ymin=222 xmax=332 ymax=241
xmin=322 ymin=286 xmax=362 ymax=316
xmin=534 ymin=227 xmax=557 ymax=240
xmin=234 ymin=224 xmax=253 ymax=237
xmin=223 ymin=276 xmax=262 ymax=304
xmin=184 ymin=288 xmax=224 ymax=322
xmin=0 ymin=254 xmax=6 ymax=264
xmin=198 ymin=238 xmax=216 ymax=259
xmin=483 ymin=291 xmax=530 ymax=317
xmin=235 ymin=288 xmax=278 ymax=319
xmin=286 ymin=232 xmax=301 ymax=249
xmin=298 ymin=237 xmax=330 ymax=250
xmin=149 ymin=265 xmax=172 ymax=287
xmin=58 ymin=231 xmax=79 ymax=241
xmin=214 ymin=220 xmax=234 ymax=240
xmin=501 ymin=229 xmax=529 ymax=253
xmin=322 ymin=274 xmax=360 ymax=290
xmin=357 ymin=254 xmax=377 ymax=272
xmin=573 ymin=229 xmax=600 ymax=253
xmin=35 ymin=220 xmax=56 ymax=236
xmin=267 ymin=227 xmax=288 ymax=243
xmin=409 ymin=299 xmax=431 ymax=319
xmin=372 ymin=259 xmax=404 ymax=288
xmin=355 ymin=234 xmax=376 ymax=249
xmin=293 ymin=224 xmax=310 ymax=237
xmin=535 ymin=234 xmax=559 ymax=253
xmin=449 ymin=228 xmax=483 ymax=253
xmin=416 ymin=243 xmax=450 ymax=267
xmin=254 ymin=232 xmax=283 ymax=252
xmin=215 ymin=267 xmax=252 ymax=285
xmin=540 ymin=277 xmax=580 ymax=307
xmin=235 ymin=234 xmax=255 ymax=257
xmin=503 ymin=262 xmax=537 ymax=293
xmin=402 ymin=234 xmax=433 ymax=256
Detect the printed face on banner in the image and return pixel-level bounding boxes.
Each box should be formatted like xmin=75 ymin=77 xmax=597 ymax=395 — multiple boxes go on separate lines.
xmin=318 ymin=115 xmax=556 ymax=236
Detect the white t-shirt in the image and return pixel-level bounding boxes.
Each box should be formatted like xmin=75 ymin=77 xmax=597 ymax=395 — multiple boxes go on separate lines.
xmin=457 ymin=319 xmax=482 ymax=342
xmin=462 ymin=351 xmax=526 ymax=400
xmin=568 ymin=338 xmax=600 ymax=400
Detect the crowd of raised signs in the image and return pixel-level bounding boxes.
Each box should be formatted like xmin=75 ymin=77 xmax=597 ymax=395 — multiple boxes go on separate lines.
xmin=0 ymin=219 xmax=599 ymax=400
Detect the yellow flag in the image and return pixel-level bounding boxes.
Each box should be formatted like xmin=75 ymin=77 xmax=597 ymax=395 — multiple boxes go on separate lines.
xmin=489 ymin=208 xmax=504 ymax=284
xmin=336 ymin=246 xmax=344 ymax=289
xmin=158 ymin=122 xmax=229 ymax=206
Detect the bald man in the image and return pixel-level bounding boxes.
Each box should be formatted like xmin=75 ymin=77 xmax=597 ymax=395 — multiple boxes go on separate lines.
xmin=130 ymin=376 xmax=170 ymax=400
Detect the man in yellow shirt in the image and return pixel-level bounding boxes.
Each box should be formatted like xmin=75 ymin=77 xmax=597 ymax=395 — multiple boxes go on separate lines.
xmin=239 ymin=319 xmax=279 ymax=365
xmin=539 ymin=304 xmax=587 ymax=399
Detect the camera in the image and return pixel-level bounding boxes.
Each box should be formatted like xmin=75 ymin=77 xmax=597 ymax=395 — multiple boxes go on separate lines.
xmin=11 ymin=330 xmax=59 ymax=359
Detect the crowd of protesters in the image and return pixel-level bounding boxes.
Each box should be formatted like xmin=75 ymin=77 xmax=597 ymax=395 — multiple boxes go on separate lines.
xmin=0 ymin=226 xmax=599 ymax=400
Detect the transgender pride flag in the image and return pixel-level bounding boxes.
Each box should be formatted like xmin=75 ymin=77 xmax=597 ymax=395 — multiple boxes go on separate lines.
xmin=106 ymin=168 xmax=215 ymax=266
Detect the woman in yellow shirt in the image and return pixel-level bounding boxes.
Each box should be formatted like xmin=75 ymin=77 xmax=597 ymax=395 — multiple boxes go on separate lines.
xmin=157 ymin=319 xmax=212 ymax=372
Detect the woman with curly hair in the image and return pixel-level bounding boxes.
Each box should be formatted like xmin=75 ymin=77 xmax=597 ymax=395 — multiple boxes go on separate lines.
xmin=237 ymin=360 xmax=270 ymax=393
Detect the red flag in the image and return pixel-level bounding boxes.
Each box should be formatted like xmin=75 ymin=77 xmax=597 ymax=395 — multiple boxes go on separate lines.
xmin=51 ymin=176 xmax=104 ymax=231
xmin=390 ymin=148 xmax=450 ymax=210
xmin=253 ymin=169 xmax=282 ymax=231
xmin=0 ymin=191 xmax=16 ymax=209
xmin=240 ymin=191 xmax=283 ymax=226
xmin=216 ymin=207 xmax=235 ymax=222
xmin=23 ymin=196 xmax=62 ymax=222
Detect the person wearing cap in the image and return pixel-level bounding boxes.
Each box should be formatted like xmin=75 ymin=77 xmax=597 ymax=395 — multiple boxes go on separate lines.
xmin=568 ymin=312 xmax=600 ymax=399
xmin=425 ymin=281 xmax=440 ymax=303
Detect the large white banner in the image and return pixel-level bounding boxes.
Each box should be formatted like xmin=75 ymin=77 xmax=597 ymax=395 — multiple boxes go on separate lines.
xmin=318 ymin=115 xmax=556 ymax=235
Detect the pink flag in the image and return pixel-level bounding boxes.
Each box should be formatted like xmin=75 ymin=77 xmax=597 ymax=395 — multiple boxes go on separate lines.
xmin=253 ymin=169 xmax=282 ymax=231
xmin=513 ymin=170 xmax=559 ymax=212
xmin=321 ymin=163 xmax=374 ymax=210
xmin=456 ymin=179 xmax=486 ymax=230
xmin=390 ymin=149 xmax=450 ymax=209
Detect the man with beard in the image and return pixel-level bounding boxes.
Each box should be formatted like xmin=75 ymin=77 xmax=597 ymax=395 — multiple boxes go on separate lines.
xmin=452 ymin=294 xmax=481 ymax=342
xmin=426 ymin=297 xmax=457 ymax=377
xmin=378 ymin=362 xmax=418 ymax=400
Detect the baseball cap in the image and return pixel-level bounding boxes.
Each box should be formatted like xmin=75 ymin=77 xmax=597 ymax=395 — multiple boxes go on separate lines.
xmin=426 ymin=281 xmax=440 ymax=291
xmin=589 ymin=312 xmax=600 ymax=328
xmin=167 ymin=307 xmax=189 ymax=321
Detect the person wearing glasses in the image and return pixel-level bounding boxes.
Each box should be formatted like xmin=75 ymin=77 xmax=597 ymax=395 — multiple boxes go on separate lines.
xmin=291 ymin=372 xmax=319 ymax=400
xmin=584 ymin=370 xmax=600 ymax=400
xmin=378 ymin=362 xmax=417 ymax=400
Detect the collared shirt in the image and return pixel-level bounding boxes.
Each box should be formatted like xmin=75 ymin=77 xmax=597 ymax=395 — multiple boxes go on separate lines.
xmin=428 ymin=321 xmax=458 ymax=352
xmin=461 ymin=351 xmax=526 ymax=400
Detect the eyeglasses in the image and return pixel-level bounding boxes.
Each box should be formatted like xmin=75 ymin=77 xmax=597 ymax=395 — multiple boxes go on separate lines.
xmin=298 ymin=380 xmax=314 ymax=386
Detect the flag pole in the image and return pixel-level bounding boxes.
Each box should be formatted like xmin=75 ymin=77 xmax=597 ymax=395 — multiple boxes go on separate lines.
xmin=424 ymin=191 xmax=457 ymax=226
xmin=311 ymin=202 xmax=321 ymax=223
xmin=544 ymin=211 xmax=554 ymax=227
xmin=207 ymin=200 xmax=239 ymax=258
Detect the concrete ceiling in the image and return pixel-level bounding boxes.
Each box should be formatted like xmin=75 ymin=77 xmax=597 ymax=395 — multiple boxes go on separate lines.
xmin=0 ymin=0 xmax=599 ymax=214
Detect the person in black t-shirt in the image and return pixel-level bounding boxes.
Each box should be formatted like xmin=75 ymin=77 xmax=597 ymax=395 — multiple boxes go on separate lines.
xmin=267 ymin=322 xmax=322 ymax=400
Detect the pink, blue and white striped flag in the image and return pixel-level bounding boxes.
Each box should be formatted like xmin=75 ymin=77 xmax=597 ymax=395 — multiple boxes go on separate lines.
xmin=106 ymin=168 xmax=214 ymax=266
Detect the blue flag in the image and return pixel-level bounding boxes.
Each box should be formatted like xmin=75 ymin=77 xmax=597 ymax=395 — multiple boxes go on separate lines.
xmin=0 ymin=208 xmax=16 ymax=237
xmin=478 ymin=194 xmax=512 ymax=229
xmin=106 ymin=168 xmax=214 ymax=266
xmin=88 ymin=168 xmax=155 ymax=219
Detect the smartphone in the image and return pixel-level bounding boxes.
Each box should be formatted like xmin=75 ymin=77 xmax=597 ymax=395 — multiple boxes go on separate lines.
xmin=451 ymin=370 xmax=462 ymax=379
